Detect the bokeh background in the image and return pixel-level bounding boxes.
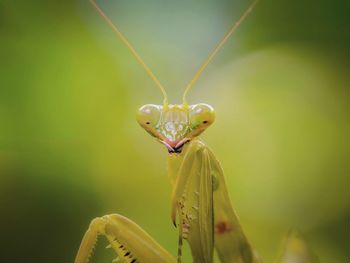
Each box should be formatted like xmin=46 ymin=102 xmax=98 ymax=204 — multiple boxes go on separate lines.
xmin=0 ymin=0 xmax=349 ymax=262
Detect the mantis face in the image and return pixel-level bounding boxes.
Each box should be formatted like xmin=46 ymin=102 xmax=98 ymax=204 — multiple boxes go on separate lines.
xmin=137 ymin=103 xmax=215 ymax=153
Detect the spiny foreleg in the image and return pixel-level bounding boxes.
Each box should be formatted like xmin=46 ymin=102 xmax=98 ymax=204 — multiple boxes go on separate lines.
xmin=75 ymin=214 xmax=175 ymax=263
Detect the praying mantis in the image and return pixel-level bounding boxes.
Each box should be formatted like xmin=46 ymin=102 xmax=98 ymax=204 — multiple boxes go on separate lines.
xmin=75 ymin=1 xmax=318 ymax=263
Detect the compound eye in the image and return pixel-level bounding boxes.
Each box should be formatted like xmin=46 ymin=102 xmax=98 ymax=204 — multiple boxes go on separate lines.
xmin=190 ymin=103 xmax=215 ymax=128
xmin=136 ymin=104 xmax=161 ymax=128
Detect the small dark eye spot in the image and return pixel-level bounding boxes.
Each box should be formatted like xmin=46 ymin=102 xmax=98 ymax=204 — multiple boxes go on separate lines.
xmin=146 ymin=122 xmax=150 ymax=125
xmin=203 ymin=120 xmax=208 ymax=124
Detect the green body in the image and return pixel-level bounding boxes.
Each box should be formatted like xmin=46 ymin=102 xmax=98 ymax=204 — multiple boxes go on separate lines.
xmin=75 ymin=103 xmax=262 ymax=263
xmin=168 ymin=138 xmax=261 ymax=263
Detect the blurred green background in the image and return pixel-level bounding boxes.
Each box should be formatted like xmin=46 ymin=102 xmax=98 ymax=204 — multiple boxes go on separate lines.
xmin=0 ymin=0 xmax=349 ymax=262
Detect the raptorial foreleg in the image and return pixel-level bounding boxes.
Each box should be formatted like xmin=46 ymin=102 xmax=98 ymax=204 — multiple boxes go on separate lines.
xmin=75 ymin=214 xmax=175 ymax=263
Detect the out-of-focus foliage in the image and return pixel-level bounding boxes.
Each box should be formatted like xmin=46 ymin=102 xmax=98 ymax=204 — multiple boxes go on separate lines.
xmin=0 ymin=0 xmax=349 ymax=262
xmin=277 ymin=230 xmax=320 ymax=263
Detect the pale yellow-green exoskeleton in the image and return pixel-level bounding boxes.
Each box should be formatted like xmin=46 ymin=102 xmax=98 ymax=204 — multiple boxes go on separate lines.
xmin=137 ymin=103 xmax=262 ymax=263
xmin=75 ymin=0 xmax=261 ymax=263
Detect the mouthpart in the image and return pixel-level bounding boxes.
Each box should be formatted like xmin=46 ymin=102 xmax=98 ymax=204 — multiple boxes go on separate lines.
xmin=160 ymin=138 xmax=191 ymax=154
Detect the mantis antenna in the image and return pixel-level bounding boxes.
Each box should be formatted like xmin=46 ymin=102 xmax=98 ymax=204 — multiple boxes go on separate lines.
xmin=90 ymin=0 xmax=169 ymax=105
xmin=182 ymin=0 xmax=259 ymax=104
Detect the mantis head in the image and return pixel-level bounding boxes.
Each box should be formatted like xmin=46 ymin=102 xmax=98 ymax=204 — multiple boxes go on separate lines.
xmin=137 ymin=103 xmax=215 ymax=153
